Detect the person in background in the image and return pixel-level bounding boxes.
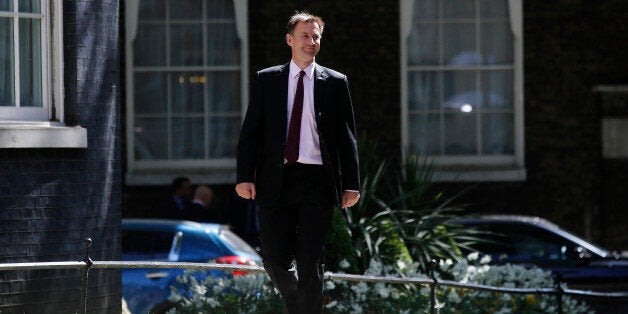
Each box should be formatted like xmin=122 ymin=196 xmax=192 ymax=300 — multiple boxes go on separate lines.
xmin=159 ymin=177 xmax=193 ymax=219
xmin=190 ymin=185 xmax=219 ymax=222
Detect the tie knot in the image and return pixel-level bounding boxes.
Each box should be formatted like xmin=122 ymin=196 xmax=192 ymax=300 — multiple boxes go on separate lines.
xmin=299 ymin=70 xmax=306 ymax=78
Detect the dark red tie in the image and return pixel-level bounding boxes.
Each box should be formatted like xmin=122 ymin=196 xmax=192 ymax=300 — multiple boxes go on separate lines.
xmin=285 ymin=70 xmax=306 ymax=164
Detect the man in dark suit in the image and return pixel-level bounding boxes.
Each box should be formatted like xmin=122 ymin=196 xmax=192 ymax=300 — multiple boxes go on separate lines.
xmin=189 ymin=185 xmax=219 ymax=222
xmin=236 ymin=12 xmax=360 ymax=314
xmin=159 ymin=177 xmax=193 ymax=219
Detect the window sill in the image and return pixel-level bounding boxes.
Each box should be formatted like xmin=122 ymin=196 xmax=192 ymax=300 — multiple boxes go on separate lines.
xmin=432 ymin=168 xmax=527 ymax=182
xmin=125 ymin=170 xmax=236 ymax=186
xmin=0 ymin=124 xmax=87 ymax=148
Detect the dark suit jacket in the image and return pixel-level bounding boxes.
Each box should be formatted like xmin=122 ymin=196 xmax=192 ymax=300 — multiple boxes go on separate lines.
xmin=237 ymin=63 xmax=360 ymax=207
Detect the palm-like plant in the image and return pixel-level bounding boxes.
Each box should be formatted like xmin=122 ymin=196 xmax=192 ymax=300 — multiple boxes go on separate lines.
xmin=383 ymin=155 xmax=482 ymax=272
xmin=340 ymin=136 xmax=392 ymax=271
xmin=340 ymin=137 xmax=483 ymax=274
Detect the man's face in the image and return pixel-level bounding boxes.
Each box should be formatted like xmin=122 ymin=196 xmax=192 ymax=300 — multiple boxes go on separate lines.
xmin=286 ymin=21 xmax=321 ymax=65
xmin=176 ymin=181 xmax=193 ymax=199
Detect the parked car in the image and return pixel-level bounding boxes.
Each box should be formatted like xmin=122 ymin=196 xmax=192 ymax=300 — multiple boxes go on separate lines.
xmin=453 ymin=215 xmax=628 ymax=291
xmin=121 ymin=218 xmax=261 ymax=314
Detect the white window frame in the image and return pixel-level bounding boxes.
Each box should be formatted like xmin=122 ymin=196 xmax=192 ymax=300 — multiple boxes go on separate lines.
xmin=124 ymin=0 xmax=248 ymax=185
xmin=400 ymin=0 xmax=525 ymax=181
xmin=0 ymin=0 xmax=86 ymax=148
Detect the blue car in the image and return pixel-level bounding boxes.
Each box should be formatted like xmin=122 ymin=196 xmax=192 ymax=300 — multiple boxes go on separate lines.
xmin=454 ymin=215 xmax=628 ymax=291
xmin=121 ymin=219 xmax=261 ymax=314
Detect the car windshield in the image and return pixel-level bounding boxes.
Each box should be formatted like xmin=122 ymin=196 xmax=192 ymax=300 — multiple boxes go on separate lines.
xmin=219 ymin=228 xmax=258 ymax=256
xmin=464 ymin=220 xmax=612 ymax=259
xmin=553 ymin=226 xmax=611 ymax=257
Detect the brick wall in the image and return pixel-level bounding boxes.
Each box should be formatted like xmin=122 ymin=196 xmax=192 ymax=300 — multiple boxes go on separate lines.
xmin=0 ymin=1 xmax=121 ymax=312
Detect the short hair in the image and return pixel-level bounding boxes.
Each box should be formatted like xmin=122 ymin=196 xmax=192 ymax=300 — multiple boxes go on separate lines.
xmin=286 ymin=11 xmax=325 ymax=35
xmin=171 ymin=177 xmax=190 ymax=190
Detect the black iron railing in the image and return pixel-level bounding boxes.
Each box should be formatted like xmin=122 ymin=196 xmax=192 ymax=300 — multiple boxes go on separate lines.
xmin=0 ymin=238 xmax=626 ymax=314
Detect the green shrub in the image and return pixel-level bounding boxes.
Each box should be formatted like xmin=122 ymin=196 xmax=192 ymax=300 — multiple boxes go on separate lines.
xmin=376 ymin=219 xmax=413 ymax=266
xmin=169 ymin=257 xmax=594 ymax=314
xmin=324 ymin=210 xmax=360 ymax=274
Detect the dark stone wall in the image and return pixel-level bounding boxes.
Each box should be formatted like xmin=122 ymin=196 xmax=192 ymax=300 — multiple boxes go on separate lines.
xmin=0 ymin=0 xmax=121 ymax=312
xmin=519 ymin=0 xmax=626 ymax=248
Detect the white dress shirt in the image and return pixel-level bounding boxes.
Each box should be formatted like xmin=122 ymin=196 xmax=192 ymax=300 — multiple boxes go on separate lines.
xmin=286 ymin=60 xmax=323 ymax=165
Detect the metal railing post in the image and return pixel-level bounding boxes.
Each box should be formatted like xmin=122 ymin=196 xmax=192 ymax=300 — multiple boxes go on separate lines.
xmin=554 ymin=273 xmax=564 ymax=314
xmin=429 ymin=259 xmax=438 ymax=314
xmin=81 ymin=238 xmax=93 ymax=314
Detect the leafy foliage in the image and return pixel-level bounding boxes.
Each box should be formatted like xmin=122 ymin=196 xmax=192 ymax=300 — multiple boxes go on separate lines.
xmin=169 ymin=257 xmax=593 ymax=314
xmin=383 ymin=155 xmax=481 ymax=272
xmin=340 ymin=136 xmax=482 ymax=273
xmin=376 ymin=219 xmax=413 ymax=266
xmin=167 ymin=270 xmax=282 ymax=314
xmin=324 ymin=209 xmax=360 ymax=274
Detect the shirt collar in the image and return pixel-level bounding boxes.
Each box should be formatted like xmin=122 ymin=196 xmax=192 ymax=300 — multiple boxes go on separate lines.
xmin=290 ymin=60 xmax=315 ymax=80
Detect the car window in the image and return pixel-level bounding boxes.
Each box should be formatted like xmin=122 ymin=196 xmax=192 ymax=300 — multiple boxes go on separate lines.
xmin=472 ymin=223 xmax=578 ymax=262
xmin=179 ymin=232 xmax=223 ymax=262
xmin=219 ymin=228 xmax=258 ymax=256
xmin=122 ymin=230 xmax=174 ymax=261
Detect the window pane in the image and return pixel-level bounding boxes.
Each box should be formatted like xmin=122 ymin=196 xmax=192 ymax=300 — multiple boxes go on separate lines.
xmin=207 ymin=0 xmax=234 ymax=19
xmin=480 ymin=0 xmax=508 ymax=18
xmin=481 ymin=21 xmax=513 ymax=64
xmin=134 ymin=72 xmax=167 ymax=114
xmin=412 ymin=0 xmax=438 ymax=20
xmin=409 ymin=113 xmax=440 ymax=155
xmin=443 ymin=70 xmax=476 ymax=112
xmin=443 ymin=23 xmax=477 ymax=65
xmin=208 ymin=116 xmax=239 ymax=158
xmin=481 ymin=70 xmax=512 ymax=109
xmin=444 ymin=113 xmax=477 ymax=154
xmin=172 ymin=117 xmax=204 ymax=159
xmin=139 ymin=0 xmax=165 ymax=20
xmin=172 ymin=72 xmax=204 ymax=114
xmin=19 ymin=18 xmax=42 ymax=107
xmin=443 ymin=0 xmax=475 ymax=19
xmin=170 ymin=24 xmax=203 ymax=66
xmin=207 ymin=22 xmax=239 ymax=65
xmin=134 ymin=24 xmax=166 ymax=66
xmin=135 ymin=118 xmax=168 ymax=160
xmin=408 ymin=23 xmax=439 ymax=66
xmin=408 ymin=71 xmax=440 ymax=110
xmin=18 ymin=0 xmax=40 ymax=13
xmin=132 ymin=0 xmax=243 ymax=163
xmin=482 ymin=113 xmax=513 ymax=154
xmin=171 ymin=0 xmax=202 ymax=19
xmin=0 ymin=17 xmax=14 ymax=106
xmin=0 ymin=0 xmax=12 ymax=11
xmin=207 ymin=71 xmax=240 ymax=113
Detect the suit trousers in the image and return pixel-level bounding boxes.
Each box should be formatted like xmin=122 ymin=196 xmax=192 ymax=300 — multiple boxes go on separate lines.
xmin=259 ymin=163 xmax=334 ymax=314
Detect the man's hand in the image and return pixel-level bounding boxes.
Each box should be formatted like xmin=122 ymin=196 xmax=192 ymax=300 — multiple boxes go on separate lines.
xmin=341 ymin=191 xmax=360 ymax=208
xmin=235 ymin=182 xmax=256 ymax=200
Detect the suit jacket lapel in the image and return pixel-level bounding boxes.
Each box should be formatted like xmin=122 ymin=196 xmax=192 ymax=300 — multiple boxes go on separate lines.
xmin=314 ymin=65 xmax=328 ymax=117
xmin=277 ymin=63 xmax=290 ymax=141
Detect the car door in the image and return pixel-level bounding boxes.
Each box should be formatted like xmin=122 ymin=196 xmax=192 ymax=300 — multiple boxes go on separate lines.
xmin=477 ymin=223 xmax=616 ymax=287
xmin=121 ymin=229 xmax=182 ymax=314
